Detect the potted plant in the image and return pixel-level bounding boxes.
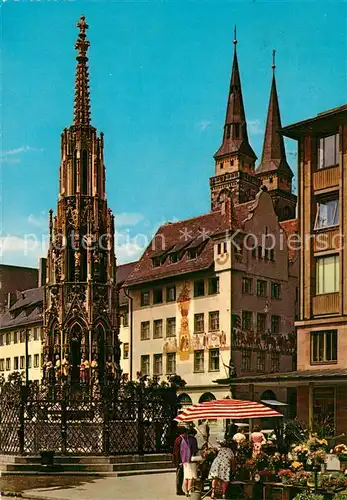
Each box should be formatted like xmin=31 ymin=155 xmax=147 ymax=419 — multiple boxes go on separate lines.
xmin=278 ymin=469 xmax=294 ymax=484
xmin=320 ymin=472 xmax=347 ymax=493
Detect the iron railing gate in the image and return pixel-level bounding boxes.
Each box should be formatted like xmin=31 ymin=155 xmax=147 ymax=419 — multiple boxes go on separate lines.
xmin=0 ymin=380 xmax=178 ymax=455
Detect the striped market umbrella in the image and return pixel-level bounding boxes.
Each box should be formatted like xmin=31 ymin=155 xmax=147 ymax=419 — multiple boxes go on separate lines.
xmin=174 ymin=398 xmax=283 ymax=422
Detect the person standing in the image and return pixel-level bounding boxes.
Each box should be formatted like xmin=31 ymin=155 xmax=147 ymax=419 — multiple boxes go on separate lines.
xmin=250 ymin=425 xmax=266 ymax=457
xmin=233 ymin=427 xmax=246 ymax=446
xmin=225 ymin=421 xmax=237 ymax=442
xmin=173 ymin=427 xmax=186 ymax=496
xmin=199 ymin=419 xmax=210 ymax=443
xmin=208 ymin=441 xmax=236 ymax=499
xmin=180 ymin=428 xmax=198 ymax=497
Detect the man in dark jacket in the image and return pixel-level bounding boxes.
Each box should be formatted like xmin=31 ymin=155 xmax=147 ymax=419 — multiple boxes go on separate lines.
xmin=173 ymin=427 xmax=186 ymax=495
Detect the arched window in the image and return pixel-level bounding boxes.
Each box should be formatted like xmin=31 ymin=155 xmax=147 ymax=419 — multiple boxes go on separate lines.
xmin=199 ymin=392 xmax=216 ymax=403
xmin=178 ymin=393 xmax=192 ymax=409
xmin=261 ymin=390 xmax=277 ymax=402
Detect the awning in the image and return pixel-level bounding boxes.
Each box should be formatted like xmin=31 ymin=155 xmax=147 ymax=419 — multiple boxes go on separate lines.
xmin=174 ymin=398 xmax=283 ymax=423
xmin=260 ymin=399 xmax=288 ymax=407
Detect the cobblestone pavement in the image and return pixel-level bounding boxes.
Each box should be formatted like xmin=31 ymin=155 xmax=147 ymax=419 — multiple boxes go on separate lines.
xmin=18 ymin=473 xmax=178 ymax=500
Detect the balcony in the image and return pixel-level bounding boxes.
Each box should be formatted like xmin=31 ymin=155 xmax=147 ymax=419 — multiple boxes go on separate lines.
xmin=313 ymin=166 xmax=339 ymax=192
xmin=312 ymin=293 xmax=339 ymax=316
xmin=313 ymin=228 xmax=341 ymax=253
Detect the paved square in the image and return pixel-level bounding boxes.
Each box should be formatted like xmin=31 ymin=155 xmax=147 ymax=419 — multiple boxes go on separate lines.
xmin=20 ymin=473 xmax=178 ymax=500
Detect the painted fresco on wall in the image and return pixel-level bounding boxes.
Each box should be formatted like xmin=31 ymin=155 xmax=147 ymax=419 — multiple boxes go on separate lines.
xmin=192 ymin=331 xmax=229 ymax=351
xmin=163 ymin=337 xmax=177 ymax=353
xmin=177 ymin=281 xmax=191 ymax=361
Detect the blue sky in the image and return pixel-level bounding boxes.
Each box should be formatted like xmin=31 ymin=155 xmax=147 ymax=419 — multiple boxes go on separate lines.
xmin=1 ymin=1 xmax=346 ymax=268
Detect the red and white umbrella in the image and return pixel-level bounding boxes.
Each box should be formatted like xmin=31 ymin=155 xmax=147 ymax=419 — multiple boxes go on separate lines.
xmin=174 ymin=398 xmax=283 ymax=422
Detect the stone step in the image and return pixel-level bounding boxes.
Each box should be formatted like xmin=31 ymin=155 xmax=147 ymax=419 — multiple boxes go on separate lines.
xmin=0 ymin=468 xmax=176 ymax=477
xmin=1 ymin=460 xmax=173 ymax=473
xmin=7 ymin=453 xmax=172 ymax=465
xmin=112 ymin=461 xmax=173 ymax=472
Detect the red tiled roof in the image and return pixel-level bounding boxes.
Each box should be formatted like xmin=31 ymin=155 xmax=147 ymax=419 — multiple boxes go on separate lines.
xmin=117 ymin=261 xmax=137 ymax=306
xmin=125 ymin=210 xmax=232 ymax=286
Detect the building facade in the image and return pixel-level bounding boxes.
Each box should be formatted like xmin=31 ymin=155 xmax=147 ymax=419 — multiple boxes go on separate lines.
xmin=0 ymin=25 xmax=298 ymax=418
xmin=283 ymin=104 xmax=347 ymax=434
xmin=125 ymin=42 xmax=298 ymax=409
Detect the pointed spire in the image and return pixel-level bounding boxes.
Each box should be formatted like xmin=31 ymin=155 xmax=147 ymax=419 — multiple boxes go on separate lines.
xmin=256 ymin=51 xmax=293 ymax=177
xmin=73 ymin=15 xmax=91 ymax=127
xmin=214 ymin=28 xmax=256 ymax=160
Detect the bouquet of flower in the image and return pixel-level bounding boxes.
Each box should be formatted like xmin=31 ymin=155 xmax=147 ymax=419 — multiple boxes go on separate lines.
xmin=238 ymin=440 xmax=253 ymax=459
xmin=293 ymin=444 xmax=309 ymax=462
xmin=255 ymin=452 xmax=271 ymax=471
xmin=244 ymin=459 xmax=256 ymax=471
xmin=271 ymin=453 xmax=292 ymax=472
xmin=287 ymin=470 xmax=311 ymax=486
xmin=291 ymin=461 xmax=304 ymax=471
xmin=278 ymin=469 xmax=294 ymax=479
xmin=308 ymin=449 xmax=326 ymax=465
xmin=307 ymin=436 xmax=328 ymax=452
xmin=334 ymin=444 xmax=347 ymax=460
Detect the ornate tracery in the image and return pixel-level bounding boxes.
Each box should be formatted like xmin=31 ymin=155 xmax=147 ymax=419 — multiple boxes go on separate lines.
xmin=43 ymin=15 xmax=119 ymax=385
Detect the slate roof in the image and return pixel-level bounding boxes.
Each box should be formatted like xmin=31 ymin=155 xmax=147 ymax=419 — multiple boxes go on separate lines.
xmin=214 ymin=47 xmax=257 ymax=161
xmin=256 ymin=74 xmax=293 ymax=178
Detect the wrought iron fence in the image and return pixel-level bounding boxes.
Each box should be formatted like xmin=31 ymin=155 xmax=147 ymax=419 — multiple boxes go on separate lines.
xmin=0 ymin=380 xmax=178 ymax=456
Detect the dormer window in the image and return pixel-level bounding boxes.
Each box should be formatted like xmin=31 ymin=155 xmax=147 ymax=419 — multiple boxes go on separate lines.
xmin=152 ymin=256 xmax=162 ymax=268
xmin=170 ymin=253 xmax=178 ymax=264
xmin=187 ymin=248 xmax=197 ymax=260
xmin=226 ymin=125 xmax=231 ymax=139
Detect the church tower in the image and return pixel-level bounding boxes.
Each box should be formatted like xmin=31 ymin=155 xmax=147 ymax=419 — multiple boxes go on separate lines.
xmin=43 ymin=16 xmax=119 ymax=383
xmin=256 ymin=51 xmax=297 ymax=221
xmin=210 ymin=29 xmax=260 ymax=210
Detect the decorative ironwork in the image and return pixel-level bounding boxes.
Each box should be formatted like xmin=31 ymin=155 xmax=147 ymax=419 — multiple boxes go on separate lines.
xmin=0 ymin=379 xmax=178 ymax=456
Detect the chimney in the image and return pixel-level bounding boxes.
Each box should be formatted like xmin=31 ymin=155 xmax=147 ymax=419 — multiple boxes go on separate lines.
xmin=7 ymin=292 xmax=16 ymax=309
xmin=38 ymin=258 xmax=47 ymax=287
